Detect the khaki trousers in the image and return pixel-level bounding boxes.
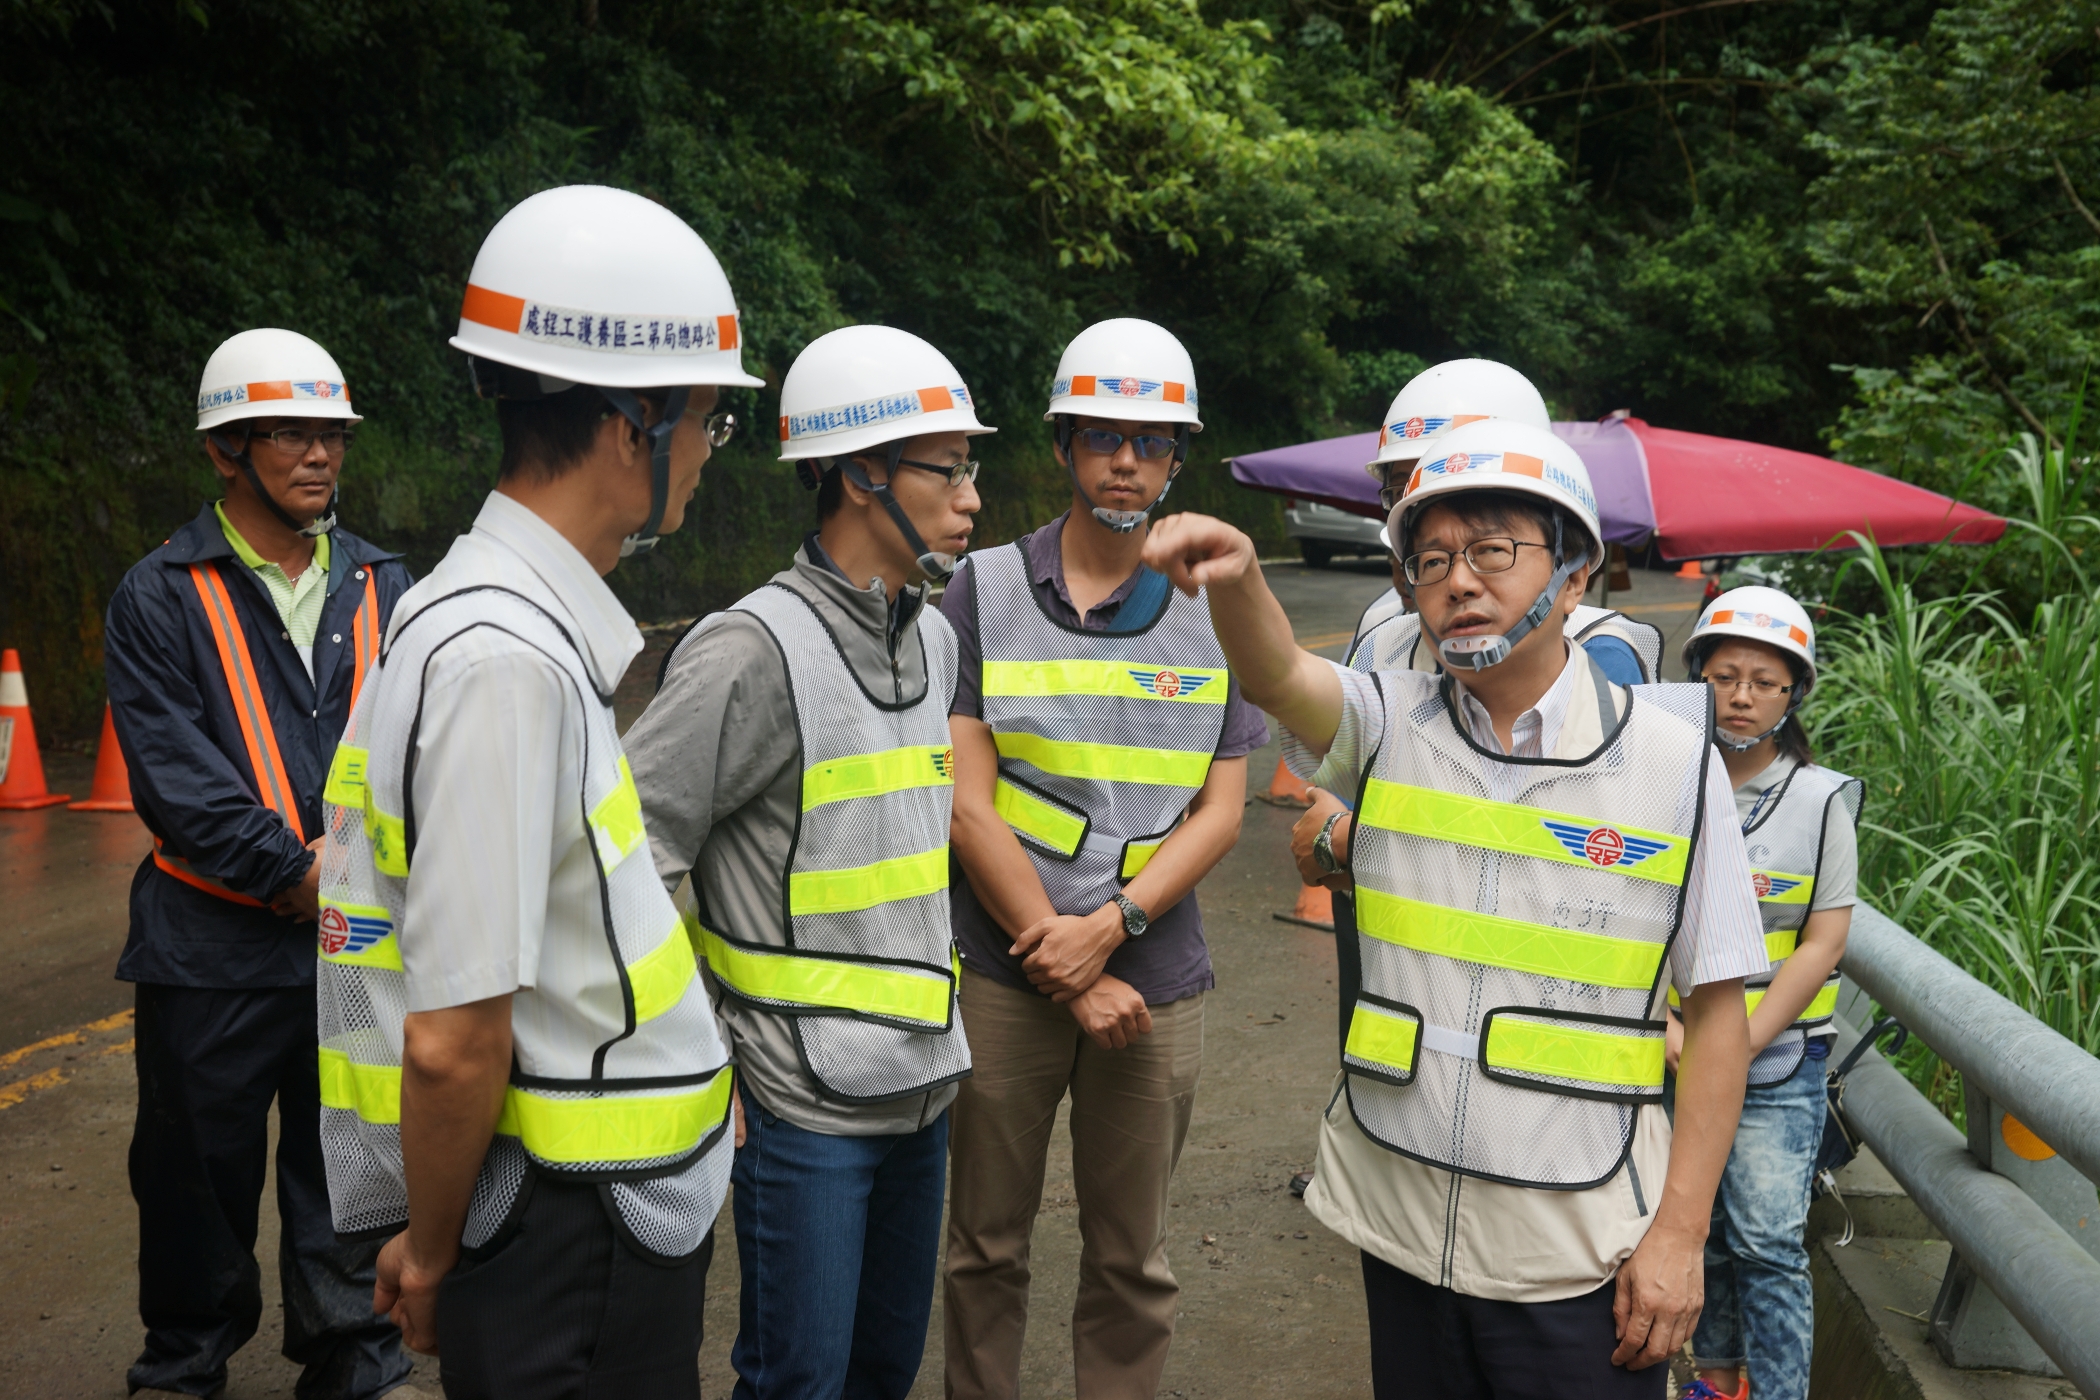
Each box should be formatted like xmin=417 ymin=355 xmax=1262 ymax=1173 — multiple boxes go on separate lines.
xmin=943 ymin=969 xmax=1204 ymax=1400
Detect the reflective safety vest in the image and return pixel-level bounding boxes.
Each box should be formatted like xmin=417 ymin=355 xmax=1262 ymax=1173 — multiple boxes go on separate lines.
xmin=682 ymin=583 xmax=970 ymax=1105
xmin=1342 ymin=668 xmax=1712 ymax=1189
xmin=314 ymin=586 xmax=732 ymax=1243
xmin=1348 ymin=599 xmax=1664 ymax=684
xmin=1670 ymin=761 xmax=1862 ymax=1085
xmin=968 ymin=541 xmax=1230 ymax=915
xmin=153 ymin=559 xmax=383 ymax=905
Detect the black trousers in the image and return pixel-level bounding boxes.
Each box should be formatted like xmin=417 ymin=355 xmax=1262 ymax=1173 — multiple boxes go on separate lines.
xmin=436 ymin=1174 xmax=714 ymax=1400
xmin=129 ymin=983 xmax=408 ymax=1399
xmin=1362 ymin=1250 xmax=1663 ymax=1400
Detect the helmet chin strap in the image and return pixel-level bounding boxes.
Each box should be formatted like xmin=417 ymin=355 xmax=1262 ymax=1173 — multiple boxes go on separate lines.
xmin=213 ymin=431 xmax=336 ymax=538
xmin=1057 ymin=416 xmax=1186 ymax=534
xmin=601 ymin=386 xmax=691 ymax=558
xmin=1427 ymin=515 xmax=1583 ymax=673
xmin=841 ymin=443 xmax=957 ymax=582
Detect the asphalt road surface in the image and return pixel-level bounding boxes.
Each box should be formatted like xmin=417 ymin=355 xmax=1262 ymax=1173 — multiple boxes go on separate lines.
xmin=0 ymin=557 xmax=1708 ymax=1398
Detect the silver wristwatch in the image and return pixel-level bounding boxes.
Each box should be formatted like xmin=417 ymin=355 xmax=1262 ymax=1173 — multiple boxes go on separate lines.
xmin=1313 ymin=811 xmax=1348 ymax=874
xmin=1111 ymin=891 xmax=1150 ymax=939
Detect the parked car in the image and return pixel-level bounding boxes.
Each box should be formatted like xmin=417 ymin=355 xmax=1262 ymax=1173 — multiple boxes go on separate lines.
xmin=1283 ymin=498 xmax=1387 ymax=566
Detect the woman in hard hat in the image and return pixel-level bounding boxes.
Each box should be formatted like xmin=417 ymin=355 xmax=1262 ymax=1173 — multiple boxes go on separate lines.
xmin=1675 ymin=587 xmax=1860 ymax=1400
xmin=1135 ymin=418 xmax=1770 ymax=1398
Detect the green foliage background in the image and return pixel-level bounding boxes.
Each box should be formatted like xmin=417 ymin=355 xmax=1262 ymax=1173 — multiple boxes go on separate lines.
xmin=2 ymin=0 xmax=2096 ymax=738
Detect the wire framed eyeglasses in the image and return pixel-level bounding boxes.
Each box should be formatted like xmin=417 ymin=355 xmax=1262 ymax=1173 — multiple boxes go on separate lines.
xmin=1401 ymin=537 xmax=1551 ymax=586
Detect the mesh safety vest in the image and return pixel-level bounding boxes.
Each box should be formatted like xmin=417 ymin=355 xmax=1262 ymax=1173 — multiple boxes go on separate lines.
xmin=1343 ymin=670 xmax=1712 ymax=1189
xmin=683 ymin=583 xmax=970 ymax=1104
xmin=1671 ymin=761 xmax=1861 ymax=1085
xmin=968 ymin=541 xmax=1230 ymax=915
xmin=314 ymin=586 xmax=732 ymax=1251
xmin=1348 ymin=601 xmax=1664 ymax=685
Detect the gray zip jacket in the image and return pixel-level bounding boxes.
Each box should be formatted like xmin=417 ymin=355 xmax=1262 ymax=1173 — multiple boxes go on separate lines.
xmin=626 ymin=538 xmax=960 ymax=1136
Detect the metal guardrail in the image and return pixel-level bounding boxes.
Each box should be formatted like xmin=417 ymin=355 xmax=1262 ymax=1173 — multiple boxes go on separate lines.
xmin=1834 ymin=904 xmax=2100 ymax=1393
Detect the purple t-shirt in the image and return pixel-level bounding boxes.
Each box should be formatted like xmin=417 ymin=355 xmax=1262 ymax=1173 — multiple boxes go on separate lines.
xmin=940 ymin=513 xmax=1270 ymax=1005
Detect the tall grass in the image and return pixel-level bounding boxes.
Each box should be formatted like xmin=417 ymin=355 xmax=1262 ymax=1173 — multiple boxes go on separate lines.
xmin=1809 ymin=425 xmax=2100 ymax=1114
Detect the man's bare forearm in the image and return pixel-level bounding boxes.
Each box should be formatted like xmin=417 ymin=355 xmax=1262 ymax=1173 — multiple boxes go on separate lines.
xmin=1658 ymin=979 xmax=1749 ymax=1234
xmin=1122 ymin=757 xmax=1246 ymax=918
xmin=400 ymin=997 xmax=515 ymax=1269
xmin=948 ymin=715 xmax=1057 ymax=939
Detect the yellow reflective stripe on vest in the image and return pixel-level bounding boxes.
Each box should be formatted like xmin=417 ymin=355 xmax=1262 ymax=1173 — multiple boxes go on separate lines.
xmin=1345 ymin=1003 xmax=1420 ymax=1076
xmin=981 ymin=659 xmax=1228 ymax=705
xmin=1737 ymin=978 xmax=1842 ymax=1023
xmin=1753 ymin=869 xmax=1816 ymax=906
xmin=789 ymin=845 xmax=949 ymax=916
xmin=324 ymin=742 xmax=369 ymax=809
xmin=590 ymin=756 xmax=647 ymax=874
xmin=1359 ymin=780 xmax=1690 ymax=887
xmin=495 ymin=1073 xmax=733 ymax=1165
xmin=994 ymin=731 xmax=1212 ymax=788
xmin=1356 ymin=888 xmax=1666 ymax=991
xmin=316 ymin=898 xmax=401 ymax=971
xmin=804 ymin=745 xmax=955 ymax=811
xmin=697 ymin=926 xmax=952 ymax=1028
xmin=1121 ymin=838 xmax=1161 ymax=880
xmin=995 ymin=778 xmax=1086 ymax=856
xmin=318 ymin=1046 xmax=401 ymax=1125
xmin=366 ymin=805 xmax=410 ymax=877
xmin=1764 ymin=928 xmax=1800 ymax=963
xmin=627 ymin=921 xmax=699 ymax=1024
xmin=1484 ymin=1016 xmax=1664 ymax=1089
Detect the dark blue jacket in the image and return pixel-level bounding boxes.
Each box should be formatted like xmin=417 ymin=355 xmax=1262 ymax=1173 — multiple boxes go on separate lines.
xmin=105 ymin=505 xmax=413 ymax=988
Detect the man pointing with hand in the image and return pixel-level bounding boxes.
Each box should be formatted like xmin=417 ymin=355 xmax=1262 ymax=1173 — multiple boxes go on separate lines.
xmin=1140 ymin=420 xmax=1762 ymax=1400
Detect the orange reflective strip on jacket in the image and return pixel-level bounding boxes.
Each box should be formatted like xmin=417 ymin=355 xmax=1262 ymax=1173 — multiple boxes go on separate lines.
xmin=187 ymin=563 xmax=306 ymax=843
xmin=348 ymin=570 xmax=380 ymax=711
xmin=152 ymin=838 xmax=269 ymax=907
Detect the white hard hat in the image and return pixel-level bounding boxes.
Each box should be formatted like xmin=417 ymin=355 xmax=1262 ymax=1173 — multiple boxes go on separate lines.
xmin=451 ymin=185 xmax=764 ymax=390
xmin=1365 ymin=358 xmax=1549 ymax=477
xmin=1044 ymin=318 xmax=1201 ymax=429
xmin=778 ymin=326 xmax=993 ymax=462
xmin=1684 ymin=586 xmax=1818 ymax=690
xmin=1388 ymin=418 xmax=1605 ymax=567
xmin=196 ymin=329 xmax=360 ymax=432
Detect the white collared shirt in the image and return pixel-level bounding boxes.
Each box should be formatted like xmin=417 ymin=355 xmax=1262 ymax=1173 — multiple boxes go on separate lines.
xmin=1286 ymin=643 xmax=1769 ymax=1301
xmin=389 ymin=491 xmax=645 ymax=1013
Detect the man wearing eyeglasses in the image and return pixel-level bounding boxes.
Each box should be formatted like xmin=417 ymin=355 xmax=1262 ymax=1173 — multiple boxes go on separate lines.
xmin=626 ymin=325 xmax=988 ymax=1399
xmin=937 ymin=318 xmax=1265 ymax=1399
xmin=102 ymin=329 xmax=419 ymax=1399
xmin=1137 ymin=418 xmax=1761 ymax=1400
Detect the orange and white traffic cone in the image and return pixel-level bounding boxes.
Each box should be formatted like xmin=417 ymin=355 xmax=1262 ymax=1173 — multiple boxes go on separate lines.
xmin=68 ymin=702 xmax=134 ymax=812
xmin=1273 ymin=880 xmax=1335 ymax=931
xmin=1255 ymin=755 xmax=1314 ymax=808
xmin=0 ymin=648 xmax=71 ymax=810
xmin=1674 ymin=559 xmax=1704 ymax=580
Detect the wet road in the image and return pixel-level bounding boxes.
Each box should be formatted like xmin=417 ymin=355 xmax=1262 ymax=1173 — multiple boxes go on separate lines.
xmin=0 ymin=557 xmax=1706 ymax=1398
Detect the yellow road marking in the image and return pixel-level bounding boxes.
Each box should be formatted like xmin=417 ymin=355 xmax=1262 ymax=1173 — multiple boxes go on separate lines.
xmin=0 ymin=1065 xmax=68 ymax=1110
xmin=0 ymin=1008 xmax=136 ymax=1112
xmin=1297 ymin=631 xmax=1355 ymax=648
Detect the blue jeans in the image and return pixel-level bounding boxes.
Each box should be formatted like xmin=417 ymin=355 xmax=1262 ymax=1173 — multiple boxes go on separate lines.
xmin=1692 ymin=1055 xmax=1825 ymax=1400
xmin=730 ymin=1101 xmax=948 ymax=1400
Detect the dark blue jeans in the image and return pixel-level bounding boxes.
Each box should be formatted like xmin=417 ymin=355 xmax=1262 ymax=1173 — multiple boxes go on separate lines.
xmin=1692 ymin=1053 xmax=1825 ymax=1400
xmin=729 ymin=1102 xmax=948 ymax=1400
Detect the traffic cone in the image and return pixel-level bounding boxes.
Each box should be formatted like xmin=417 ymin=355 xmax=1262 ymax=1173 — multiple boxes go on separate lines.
xmin=68 ymin=702 xmax=134 ymax=812
xmin=1272 ymin=881 xmax=1335 ymax=931
xmin=1255 ymin=755 xmax=1314 ymax=808
xmin=0 ymin=649 xmax=71 ymax=810
xmin=1674 ymin=559 xmax=1704 ymax=580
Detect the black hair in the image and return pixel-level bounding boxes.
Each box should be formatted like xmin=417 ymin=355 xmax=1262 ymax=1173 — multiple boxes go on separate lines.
xmin=816 ymin=461 xmax=846 ymax=520
xmin=1402 ymin=488 xmax=1591 ymax=571
xmin=496 ymin=383 xmax=615 ymax=482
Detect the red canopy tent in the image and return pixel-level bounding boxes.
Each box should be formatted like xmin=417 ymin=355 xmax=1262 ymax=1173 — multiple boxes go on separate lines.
xmin=1228 ymin=414 xmax=2006 ymax=560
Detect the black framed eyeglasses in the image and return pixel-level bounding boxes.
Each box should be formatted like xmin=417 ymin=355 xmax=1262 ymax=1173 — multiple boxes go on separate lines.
xmin=243 ymin=425 xmax=355 ymax=458
xmin=896 ymin=456 xmax=982 ymax=488
xmin=1074 ymin=427 xmax=1177 ymax=461
xmin=704 ymin=411 xmax=737 ymax=447
xmin=1402 ymin=537 xmax=1551 ymax=586
xmin=1703 ymin=673 xmax=1793 ymax=700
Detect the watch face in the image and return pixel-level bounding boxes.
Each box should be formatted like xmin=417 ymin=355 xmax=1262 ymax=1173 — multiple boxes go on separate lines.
xmin=1118 ymin=894 xmax=1148 ymax=937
